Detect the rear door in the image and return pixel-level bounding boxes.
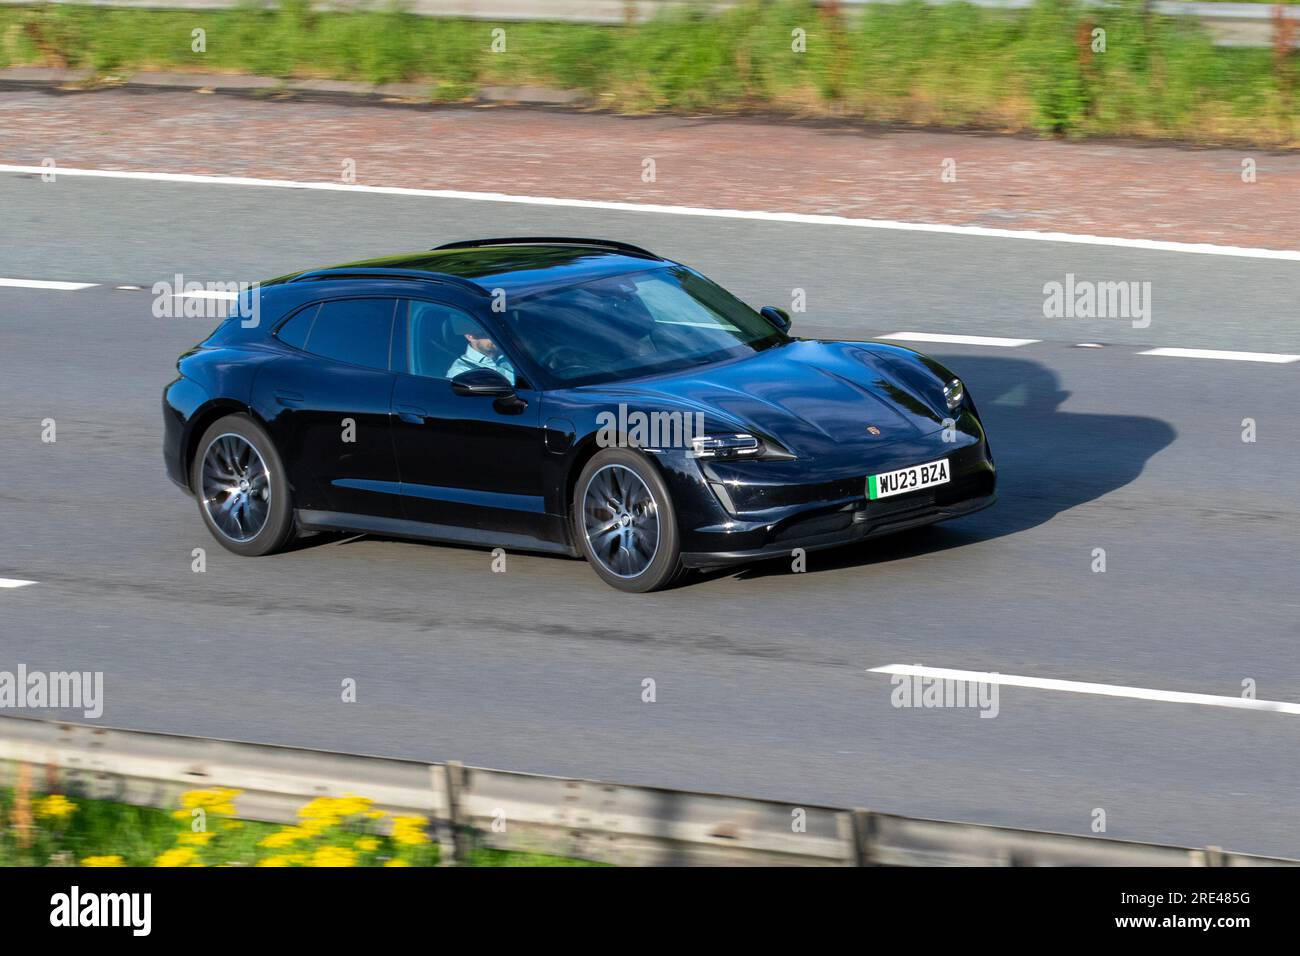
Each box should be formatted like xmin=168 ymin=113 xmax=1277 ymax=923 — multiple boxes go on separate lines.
xmin=254 ymin=296 xmax=402 ymax=519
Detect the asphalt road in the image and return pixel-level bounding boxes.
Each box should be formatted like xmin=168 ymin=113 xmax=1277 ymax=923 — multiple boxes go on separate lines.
xmin=2 ymin=171 xmax=1299 ymax=857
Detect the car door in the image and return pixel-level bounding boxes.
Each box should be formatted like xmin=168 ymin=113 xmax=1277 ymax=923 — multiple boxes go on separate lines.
xmin=253 ymin=296 xmax=402 ymax=519
xmin=389 ymin=297 xmax=549 ymax=541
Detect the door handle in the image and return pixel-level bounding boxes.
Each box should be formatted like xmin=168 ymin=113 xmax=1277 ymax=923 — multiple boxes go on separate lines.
xmin=395 ymin=404 xmax=426 ymax=424
xmin=274 ymin=389 xmax=304 ymax=408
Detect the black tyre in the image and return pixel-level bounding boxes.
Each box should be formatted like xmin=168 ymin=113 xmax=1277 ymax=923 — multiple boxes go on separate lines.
xmin=190 ymin=414 xmax=295 ymax=557
xmin=573 ymin=448 xmax=684 ymax=593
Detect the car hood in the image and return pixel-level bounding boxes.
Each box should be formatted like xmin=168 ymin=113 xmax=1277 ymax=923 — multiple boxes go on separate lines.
xmin=600 ymin=340 xmax=949 ymax=456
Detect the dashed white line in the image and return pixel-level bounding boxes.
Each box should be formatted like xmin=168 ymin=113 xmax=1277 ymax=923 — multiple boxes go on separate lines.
xmin=174 ymin=290 xmax=239 ymax=301
xmin=0 ymin=278 xmax=97 ymax=291
xmin=1139 ymin=347 xmax=1300 ymax=364
xmin=879 ymin=332 xmax=1040 ymax=347
xmin=0 ymin=578 xmax=37 ymax=589
xmin=869 ymin=664 xmax=1300 ymax=715
xmin=2 ymin=163 xmax=1299 ymax=262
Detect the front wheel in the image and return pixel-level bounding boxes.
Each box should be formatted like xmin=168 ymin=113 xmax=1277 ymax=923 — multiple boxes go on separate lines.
xmin=573 ymin=449 xmax=684 ymax=593
xmin=190 ymin=414 xmax=295 ymax=557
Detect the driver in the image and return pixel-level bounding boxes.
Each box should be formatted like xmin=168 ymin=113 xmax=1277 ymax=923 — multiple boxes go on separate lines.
xmin=446 ymin=317 xmax=515 ymax=386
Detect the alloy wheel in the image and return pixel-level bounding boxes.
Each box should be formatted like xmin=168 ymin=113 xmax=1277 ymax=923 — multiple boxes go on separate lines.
xmin=200 ymin=433 xmax=272 ymax=542
xmin=582 ymin=464 xmax=660 ymax=579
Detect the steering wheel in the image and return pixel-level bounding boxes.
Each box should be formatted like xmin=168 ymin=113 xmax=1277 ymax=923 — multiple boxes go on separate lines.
xmin=537 ymin=344 xmax=598 ymax=377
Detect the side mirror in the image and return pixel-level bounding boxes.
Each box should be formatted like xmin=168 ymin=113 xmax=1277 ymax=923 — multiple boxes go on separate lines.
xmin=760 ymin=306 xmax=792 ymax=333
xmin=451 ymin=368 xmax=515 ymax=397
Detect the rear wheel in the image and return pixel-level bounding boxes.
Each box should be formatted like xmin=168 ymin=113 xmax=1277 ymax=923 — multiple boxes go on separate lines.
xmin=573 ymin=449 xmax=684 ymax=593
xmin=191 ymin=414 xmax=295 ymax=557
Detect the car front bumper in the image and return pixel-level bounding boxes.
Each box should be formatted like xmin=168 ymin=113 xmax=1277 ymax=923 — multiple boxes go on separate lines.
xmin=679 ymin=487 xmax=995 ymax=568
xmin=667 ymin=428 xmax=997 ymax=568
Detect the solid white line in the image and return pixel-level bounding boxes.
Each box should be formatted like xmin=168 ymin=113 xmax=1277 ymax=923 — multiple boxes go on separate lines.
xmin=0 ymin=578 xmax=37 ymax=589
xmin=879 ymin=332 xmax=1040 ymax=347
xmin=0 ymin=277 xmax=97 ymax=291
xmin=1 ymin=164 xmax=1298 ymax=262
xmin=869 ymin=664 xmax=1300 ymax=715
xmin=1139 ymin=347 xmax=1300 ymax=364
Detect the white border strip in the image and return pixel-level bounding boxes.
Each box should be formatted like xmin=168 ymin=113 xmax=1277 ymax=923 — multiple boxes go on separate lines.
xmin=1139 ymin=347 xmax=1300 ymax=364
xmin=0 ymin=278 xmax=97 ymax=291
xmin=879 ymin=332 xmax=1039 ymax=347
xmin=869 ymin=664 xmax=1300 ymax=715
xmin=0 ymin=578 xmax=37 ymax=589
xmin=3 ymin=164 xmax=1299 ymax=262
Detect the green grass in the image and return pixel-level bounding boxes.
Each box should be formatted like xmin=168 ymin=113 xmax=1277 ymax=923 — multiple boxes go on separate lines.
xmin=0 ymin=786 xmax=601 ymax=867
xmin=0 ymin=0 xmax=1296 ymax=145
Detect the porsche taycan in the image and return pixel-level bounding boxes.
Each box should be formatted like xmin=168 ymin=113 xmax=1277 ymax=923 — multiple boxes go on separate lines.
xmin=162 ymin=238 xmax=996 ymax=591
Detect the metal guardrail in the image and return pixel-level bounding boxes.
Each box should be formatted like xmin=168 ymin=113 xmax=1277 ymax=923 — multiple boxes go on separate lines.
xmin=0 ymin=716 xmax=1293 ymax=866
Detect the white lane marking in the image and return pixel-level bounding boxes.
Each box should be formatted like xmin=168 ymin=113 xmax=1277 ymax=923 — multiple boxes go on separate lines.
xmin=0 ymin=578 xmax=37 ymax=589
xmin=174 ymin=290 xmax=239 ymax=301
xmin=1 ymin=164 xmax=1298 ymax=263
xmin=869 ymin=664 xmax=1300 ymax=715
xmin=1139 ymin=347 xmax=1300 ymax=364
xmin=879 ymin=332 xmax=1040 ymax=347
xmin=0 ymin=277 xmax=97 ymax=291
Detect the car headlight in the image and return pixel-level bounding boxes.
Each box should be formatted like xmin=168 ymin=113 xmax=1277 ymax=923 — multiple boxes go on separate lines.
xmin=690 ymin=433 xmax=763 ymax=459
xmin=943 ymin=378 xmax=964 ymax=412
xmin=689 ymin=433 xmax=797 ymax=461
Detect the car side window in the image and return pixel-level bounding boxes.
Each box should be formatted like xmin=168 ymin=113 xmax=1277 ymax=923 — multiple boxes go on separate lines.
xmin=404 ymin=299 xmax=516 ymax=386
xmin=298 ymin=298 xmax=397 ymax=371
xmin=274 ymin=304 xmax=318 ymax=351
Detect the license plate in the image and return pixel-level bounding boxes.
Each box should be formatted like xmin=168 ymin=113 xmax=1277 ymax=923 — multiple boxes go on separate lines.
xmin=867 ymin=458 xmax=950 ymax=500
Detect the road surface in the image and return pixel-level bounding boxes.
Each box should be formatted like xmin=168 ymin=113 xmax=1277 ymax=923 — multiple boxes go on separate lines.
xmin=1 ymin=170 xmax=1297 ymax=857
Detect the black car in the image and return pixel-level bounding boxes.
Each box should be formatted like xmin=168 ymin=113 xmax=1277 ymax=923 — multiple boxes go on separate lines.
xmin=163 ymin=238 xmax=995 ymax=592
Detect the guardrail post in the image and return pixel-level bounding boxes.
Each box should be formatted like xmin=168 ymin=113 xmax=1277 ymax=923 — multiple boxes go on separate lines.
xmin=851 ymin=808 xmax=876 ymax=866
xmin=441 ymin=761 xmax=469 ymax=865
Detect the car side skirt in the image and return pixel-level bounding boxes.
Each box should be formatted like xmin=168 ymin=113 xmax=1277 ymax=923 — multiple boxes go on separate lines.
xmin=295 ymin=509 xmax=580 ymax=558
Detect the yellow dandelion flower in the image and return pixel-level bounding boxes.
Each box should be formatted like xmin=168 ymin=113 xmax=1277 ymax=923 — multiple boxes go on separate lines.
xmin=298 ymin=796 xmax=342 ymax=818
xmin=308 ymin=845 xmax=357 ymax=868
xmin=179 ymin=831 xmax=216 ymax=845
xmin=259 ymin=826 xmax=311 ymax=849
xmin=332 ymin=795 xmax=373 ymax=817
xmin=390 ymin=815 xmax=430 ymax=846
xmin=298 ymin=794 xmax=372 ymax=827
xmin=365 ymin=809 xmax=387 ymax=820
xmin=35 ymin=794 xmax=77 ymax=820
xmin=383 ymin=859 xmax=410 ymax=867
xmin=81 ymin=855 xmax=125 ymax=867
xmin=256 ymin=855 xmax=292 ymax=867
xmin=299 ymin=817 xmax=337 ymax=836
xmin=356 ymin=837 xmax=379 ymax=852
xmin=154 ymin=847 xmax=197 ymax=867
xmin=180 ymin=788 xmax=242 ymax=810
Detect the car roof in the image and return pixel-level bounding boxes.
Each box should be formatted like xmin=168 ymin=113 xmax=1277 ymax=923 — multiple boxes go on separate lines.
xmin=267 ymin=240 xmax=671 ymax=300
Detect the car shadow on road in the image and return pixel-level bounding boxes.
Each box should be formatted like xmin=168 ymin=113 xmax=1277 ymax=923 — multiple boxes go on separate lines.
xmin=711 ymin=353 xmax=1177 ymax=583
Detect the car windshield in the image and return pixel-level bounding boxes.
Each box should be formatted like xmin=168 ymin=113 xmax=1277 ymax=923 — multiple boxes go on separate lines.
xmin=501 ymin=265 xmax=787 ymax=387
